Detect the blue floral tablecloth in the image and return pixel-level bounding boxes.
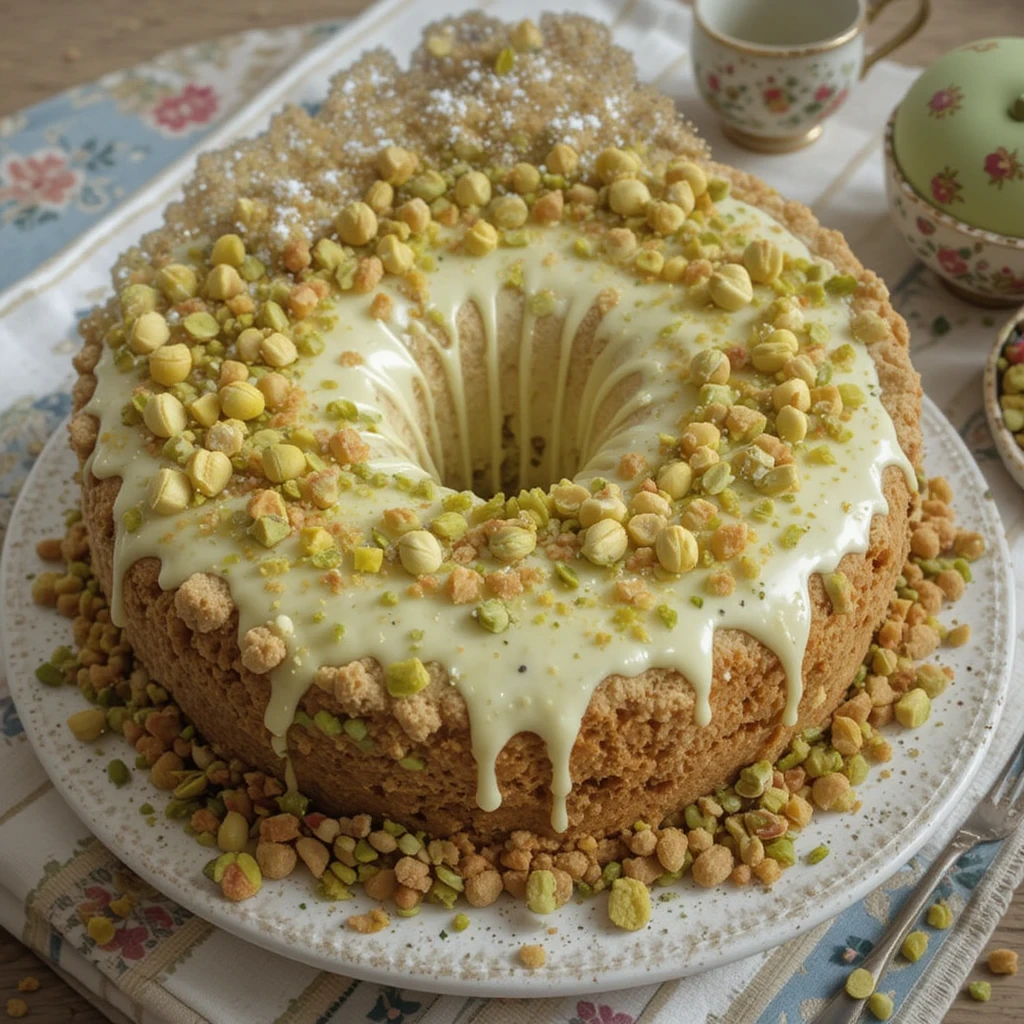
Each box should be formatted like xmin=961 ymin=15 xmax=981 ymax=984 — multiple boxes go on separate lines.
xmin=0 ymin=22 xmax=342 ymax=290
xmin=1 ymin=2 xmax=1023 ymax=1023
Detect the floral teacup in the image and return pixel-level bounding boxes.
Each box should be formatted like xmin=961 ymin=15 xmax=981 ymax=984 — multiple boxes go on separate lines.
xmin=691 ymin=0 xmax=930 ymax=153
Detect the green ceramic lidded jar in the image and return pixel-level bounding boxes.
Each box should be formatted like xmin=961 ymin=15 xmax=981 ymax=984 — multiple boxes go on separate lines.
xmin=893 ymin=37 xmax=1024 ymax=237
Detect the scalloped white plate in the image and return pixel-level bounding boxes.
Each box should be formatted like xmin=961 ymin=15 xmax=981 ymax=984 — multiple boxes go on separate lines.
xmin=2 ymin=397 xmax=1014 ymax=997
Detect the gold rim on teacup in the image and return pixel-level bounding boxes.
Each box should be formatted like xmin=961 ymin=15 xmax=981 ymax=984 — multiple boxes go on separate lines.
xmin=693 ymin=2 xmax=864 ymax=60
xmin=692 ymin=0 xmax=927 ymax=67
xmin=693 ymin=0 xmax=930 ymax=153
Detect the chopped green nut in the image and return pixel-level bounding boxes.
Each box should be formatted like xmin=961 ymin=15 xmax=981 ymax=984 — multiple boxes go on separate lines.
xmin=843 ymin=754 xmax=870 ymax=787
xmin=343 ymin=718 xmax=367 ymax=742
xmin=607 ymin=876 xmax=651 ymax=931
xmin=429 ymin=879 xmax=459 ymax=909
xmin=526 ymin=869 xmax=558 ymax=914
xmin=825 ymin=273 xmax=859 ymax=296
xmin=656 ymin=604 xmax=678 ymax=628
xmin=901 ymin=930 xmax=928 ymax=962
xmin=555 ymin=563 xmax=579 ymax=589
xmin=476 ymin=599 xmax=510 ymax=633
xmin=354 ymin=547 xmax=384 ymax=573
xmin=601 ymin=861 xmax=622 ymax=886
xmin=107 ymin=759 xmax=131 ymax=787
xmin=431 ymin=511 xmax=468 ymax=541
xmin=397 ymin=833 xmax=422 ymax=856
xmin=494 ymin=46 xmax=516 ymax=74
xmin=276 ymin=791 xmax=309 ymax=818
xmin=806 ymin=845 xmax=830 ymax=865
xmin=452 ymin=912 xmax=470 ymax=932
xmin=807 ymin=444 xmax=837 ymax=465
xmin=318 ymin=873 xmax=354 ymax=901
xmin=867 ymin=992 xmax=894 ymax=1020
xmin=386 ymin=657 xmax=430 ymax=697
xmin=915 ymin=663 xmax=949 ymax=698
xmin=122 ymin=506 xmax=143 ymax=533
xmin=35 ymin=661 xmax=64 ymax=687
xmin=249 ymin=515 xmax=290 ymax=549
xmin=759 ymin=786 xmax=789 ymax=814
xmin=325 ymin=398 xmax=358 ymax=421
xmin=735 ymin=760 xmax=773 ymax=799
xmin=354 ymin=838 xmax=378 ymax=864
xmin=780 ymin=524 xmax=808 ymax=549
xmin=824 ymin=572 xmax=852 ymax=614
xmin=67 ymin=708 xmax=107 ymax=743
xmin=968 ymin=981 xmax=991 ymax=1002
xmin=845 ymin=968 xmax=876 ymax=1000
xmin=838 ymin=383 xmax=866 ymax=409
xmin=895 ymin=688 xmax=931 ymax=729
xmin=927 ymin=900 xmax=953 ymax=930
xmin=314 ymin=710 xmax=343 ymax=736
xmin=707 ymin=178 xmax=730 ymax=202
xmin=764 ymin=838 xmax=796 ymax=867
xmin=330 ymin=862 xmax=357 ymax=886
xmin=778 ymin=736 xmax=810 ymax=771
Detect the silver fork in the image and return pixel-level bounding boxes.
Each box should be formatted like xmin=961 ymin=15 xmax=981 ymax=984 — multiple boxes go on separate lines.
xmin=812 ymin=735 xmax=1024 ymax=1024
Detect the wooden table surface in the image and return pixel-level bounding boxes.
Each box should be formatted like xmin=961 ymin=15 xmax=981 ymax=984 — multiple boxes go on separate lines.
xmin=1 ymin=0 xmax=1023 ymax=1020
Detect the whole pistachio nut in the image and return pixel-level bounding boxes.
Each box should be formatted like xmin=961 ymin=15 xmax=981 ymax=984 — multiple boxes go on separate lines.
xmin=582 ymin=518 xmax=628 ymax=566
xmin=743 ymin=239 xmax=784 ymax=284
xmin=148 ymin=467 xmax=192 ymax=515
xmin=488 ymin=525 xmax=536 ymax=562
xmin=709 ymin=263 xmax=754 ymax=312
xmin=398 ymin=529 xmax=443 ymax=576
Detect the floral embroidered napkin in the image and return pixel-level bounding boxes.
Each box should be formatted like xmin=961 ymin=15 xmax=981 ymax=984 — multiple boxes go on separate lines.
xmin=1 ymin=2 xmax=1023 ymax=1022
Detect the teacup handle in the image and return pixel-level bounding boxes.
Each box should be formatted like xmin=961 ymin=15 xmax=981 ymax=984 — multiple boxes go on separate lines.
xmin=862 ymin=0 xmax=931 ymax=76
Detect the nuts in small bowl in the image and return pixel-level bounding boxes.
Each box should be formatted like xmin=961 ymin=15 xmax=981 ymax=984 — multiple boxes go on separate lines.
xmin=982 ymin=302 xmax=1024 ymax=489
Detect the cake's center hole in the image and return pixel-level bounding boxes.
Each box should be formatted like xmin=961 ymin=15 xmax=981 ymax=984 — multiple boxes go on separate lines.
xmin=398 ymin=293 xmax=647 ymax=501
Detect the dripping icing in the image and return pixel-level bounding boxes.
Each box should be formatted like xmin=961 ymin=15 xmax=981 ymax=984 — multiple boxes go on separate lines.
xmin=83 ymin=198 xmax=916 ymax=833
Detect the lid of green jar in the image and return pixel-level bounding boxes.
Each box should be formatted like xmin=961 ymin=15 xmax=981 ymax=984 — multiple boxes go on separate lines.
xmin=893 ymin=37 xmax=1024 ymax=237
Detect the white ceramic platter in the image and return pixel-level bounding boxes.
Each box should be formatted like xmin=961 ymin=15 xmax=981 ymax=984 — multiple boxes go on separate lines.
xmin=2 ymin=397 xmax=1014 ymax=998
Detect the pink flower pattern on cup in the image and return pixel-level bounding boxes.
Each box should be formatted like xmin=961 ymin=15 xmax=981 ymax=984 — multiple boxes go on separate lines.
xmin=937 ymin=247 xmax=969 ymax=277
xmin=762 ymin=85 xmax=790 ymax=114
xmin=693 ymin=54 xmax=854 ymax=138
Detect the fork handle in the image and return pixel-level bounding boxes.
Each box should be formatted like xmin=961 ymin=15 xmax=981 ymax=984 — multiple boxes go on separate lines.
xmin=811 ymin=833 xmax=977 ymax=1024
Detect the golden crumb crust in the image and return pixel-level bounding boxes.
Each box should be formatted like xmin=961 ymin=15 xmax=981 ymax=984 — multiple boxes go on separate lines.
xmin=70 ymin=13 xmax=921 ymax=847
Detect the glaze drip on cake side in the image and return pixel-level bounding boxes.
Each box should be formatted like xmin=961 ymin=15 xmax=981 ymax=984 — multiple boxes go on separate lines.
xmin=84 ymin=198 xmax=914 ymax=833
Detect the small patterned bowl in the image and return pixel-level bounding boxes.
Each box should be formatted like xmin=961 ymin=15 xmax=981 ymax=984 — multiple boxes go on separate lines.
xmin=983 ymin=303 xmax=1024 ymax=489
xmin=884 ymin=112 xmax=1024 ymax=307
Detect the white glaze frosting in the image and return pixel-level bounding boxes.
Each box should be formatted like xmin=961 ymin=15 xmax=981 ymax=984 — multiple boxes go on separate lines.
xmin=84 ymin=197 xmax=915 ymax=833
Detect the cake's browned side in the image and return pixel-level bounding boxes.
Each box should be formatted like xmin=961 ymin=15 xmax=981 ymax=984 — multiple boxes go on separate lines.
xmin=69 ymin=13 xmax=921 ymax=846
